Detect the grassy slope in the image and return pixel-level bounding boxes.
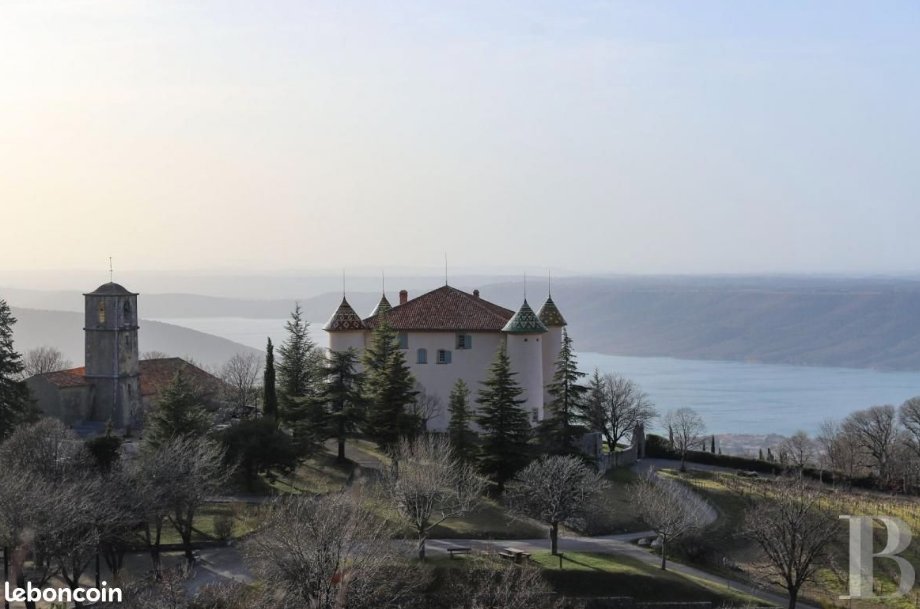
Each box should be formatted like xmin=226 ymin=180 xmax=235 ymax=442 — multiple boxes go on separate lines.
xmin=664 ymin=468 xmax=920 ymax=609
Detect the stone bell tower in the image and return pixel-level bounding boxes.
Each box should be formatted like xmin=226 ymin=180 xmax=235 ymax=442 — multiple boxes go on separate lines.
xmin=83 ymin=282 xmax=141 ymax=428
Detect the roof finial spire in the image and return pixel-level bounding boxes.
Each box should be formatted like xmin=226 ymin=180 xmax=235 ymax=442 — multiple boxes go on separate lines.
xmin=381 ymin=269 xmax=386 ymax=294
xmin=444 ymin=253 xmax=448 ymax=286
xmin=108 ymin=257 xmax=113 ymax=283
xmin=523 ymin=271 xmax=527 ymax=300
xmin=548 ymin=269 xmax=552 ymax=297
xmin=342 ymin=268 xmax=346 ymax=297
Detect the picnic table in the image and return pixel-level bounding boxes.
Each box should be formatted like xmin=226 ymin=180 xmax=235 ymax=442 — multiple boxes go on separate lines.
xmin=498 ymin=547 xmax=532 ymax=563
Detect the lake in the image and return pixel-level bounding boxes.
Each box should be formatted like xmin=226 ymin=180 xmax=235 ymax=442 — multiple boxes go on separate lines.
xmin=152 ymin=317 xmax=920 ymax=436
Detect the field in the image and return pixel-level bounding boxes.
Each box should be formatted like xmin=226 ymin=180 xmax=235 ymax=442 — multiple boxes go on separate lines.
xmin=660 ymin=468 xmax=920 ymax=609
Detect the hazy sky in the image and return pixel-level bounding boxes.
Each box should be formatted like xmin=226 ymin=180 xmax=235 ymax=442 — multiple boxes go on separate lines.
xmin=2 ymin=1 xmax=919 ymax=275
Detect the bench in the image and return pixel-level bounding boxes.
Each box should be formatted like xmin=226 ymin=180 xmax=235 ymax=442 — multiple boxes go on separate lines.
xmin=447 ymin=546 xmax=472 ymax=559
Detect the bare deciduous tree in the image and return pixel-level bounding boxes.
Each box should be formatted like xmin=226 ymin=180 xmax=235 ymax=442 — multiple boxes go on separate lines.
xmin=219 ymin=352 xmax=262 ymax=413
xmin=410 ymin=383 xmax=443 ymax=433
xmin=507 ymin=455 xmax=606 ymax=555
xmin=582 ymin=371 xmax=657 ymax=465
xmin=443 ymin=553 xmax=559 ymax=609
xmin=899 ymin=397 xmax=920 ymax=459
xmin=382 ymin=435 xmax=484 ymax=559
xmin=21 ymin=346 xmax=72 ymax=378
xmin=779 ymin=430 xmax=815 ymax=471
xmin=741 ymin=476 xmax=839 ymax=609
xmin=141 ymin=351 xmax=171 ymax=360
xmin=842 ymin=404 xmax=898 ymax=483
xmin=247 ymin=491 xmax=418 ymax=609
xmin=631 ymin=470 xmax=711 ymax=570
xmin=663 ymin=408 xmax=706 ymax=472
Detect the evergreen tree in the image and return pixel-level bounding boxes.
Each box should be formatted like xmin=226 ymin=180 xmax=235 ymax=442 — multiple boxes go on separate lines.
xmin=362 ymin=317 xmax=418 ymax=451
xmin=278 ymin=304 xmax=324 ymax=453
xmin=0 ymin=299 xmax=32 ymax=441
xmin=317 ymin=348 xmax=365 ymax=462
xmin=711 ymin=435 xmax=716 ymax=454
xmin=539 ymin=329 xmax=587 ymax=456
xmin=759 ymin=448 xmax=765 ymax=461
xmin=447 ymin=379 xmax=477 ymax=460
xmin=263 ymin=337 xmax=278 ymax=421
xmin=144 ymin=370 xmax=211 ymax=448
xmin=476 ymin=345 xmax=531 ymax=493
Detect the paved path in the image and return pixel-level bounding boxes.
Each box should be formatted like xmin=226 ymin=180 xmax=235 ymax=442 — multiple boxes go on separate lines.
xmin=427 ymin=534 xmax=814 ymax=609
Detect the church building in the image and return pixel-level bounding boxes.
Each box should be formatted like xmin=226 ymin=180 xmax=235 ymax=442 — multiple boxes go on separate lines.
xmin=324 ymin=285 xmax=567 ymax=430
xmin=26 ymin=282 xmax=223 ymax=435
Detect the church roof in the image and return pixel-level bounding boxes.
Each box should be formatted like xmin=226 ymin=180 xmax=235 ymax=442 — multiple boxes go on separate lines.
xmin=369 ymin=294 xmax=392 ymax=318
xmin=35 ymin=358 xmax=222 ymax=398
xmin=324 ymin=297 xmax=367 ymax=332
xmin=363 ymin=285 xmax=514 ymax=332
xmin=85 ymin=282 xmax=136 ymax=296
xmin=537 ymin=295 xmax=567 ymax=327
xmin=502 ymin=299 xmax=548 ymax=334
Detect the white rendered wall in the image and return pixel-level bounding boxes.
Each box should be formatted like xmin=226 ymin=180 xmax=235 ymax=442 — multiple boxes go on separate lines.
xmin=541 ymin=326 xmax=562 ymax=405
xmin=328 ymin=331 xmax=367 ymax=354
xmin=400 ymin=331 xmax=504 ymax=431
xmin=505 ymin=333 xmax=545 ymax=424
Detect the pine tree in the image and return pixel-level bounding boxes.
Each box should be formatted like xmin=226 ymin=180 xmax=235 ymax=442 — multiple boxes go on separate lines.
xmin=447 ymin=379 xmax=477 ymax=460
xmin=0 ymin=299 xmax=32 ymax=442
xmin=476 ymin=345 xmax=531 ymax=493
xmin=144 ymin=370 xmax=211 ymax=448
xmin=263 ymin=337 xmax=278 ymax=421
xmin=539 ymin=329 xmax=587 ymax=456
xmin=317 ymin=348 xmax=365 ymax=462
xmin=362 ymin=317 xmax=418 ymax=451
xmin=711 ymin=435 xmax=716 ymax=454
xmin=278 ymin=304 xmax=324 ymax=454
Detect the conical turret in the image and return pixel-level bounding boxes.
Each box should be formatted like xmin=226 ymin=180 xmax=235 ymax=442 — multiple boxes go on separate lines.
xmin=537 ymin=295 xmax=566 ymax=327
xmin=369 ymin=294 xmax=392 ymax=318
xmin=324 ymin=297 xmax=366 ymax=332
xmin=502 ymin=299 xmax=547 ymax=334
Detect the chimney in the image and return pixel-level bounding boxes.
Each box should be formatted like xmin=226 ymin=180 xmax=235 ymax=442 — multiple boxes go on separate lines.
xmin=473 ymin=289 xmax=480 ymax=298
xmin=399 ymin=289 xmax=408 ymax=305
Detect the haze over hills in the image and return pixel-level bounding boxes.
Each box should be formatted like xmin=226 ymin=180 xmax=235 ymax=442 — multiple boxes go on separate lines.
xmin=8 ymin=307 xmax=261 ymax=370
xmin=5 ymin=275 xmax=920 ymax=371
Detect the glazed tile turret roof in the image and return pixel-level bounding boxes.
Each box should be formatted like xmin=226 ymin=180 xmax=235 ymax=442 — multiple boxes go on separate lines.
xmin=502 ymin=299 xmax=548 ymax=334
xmin=537 ymin=295 xmax=567 ymax=327
xmin=363 ymin=285 xmax=514 ymax=332
xmin=324 ymin=297 xmax=366 ymax=332
xmin=369 ymin=294 xmax=392 ymax=318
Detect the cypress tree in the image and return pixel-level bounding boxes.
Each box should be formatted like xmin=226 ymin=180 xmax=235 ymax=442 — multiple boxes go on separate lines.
xmin=144 ymin=370 xmax=211 ymax=448
xmin=0 ymin=299 xmax=33 ymax=442
xmin=539 ymin=329 xmax=587 ymax=456
xmin=476 ymin=345 xmax=531 ymax=493
xmin=447 ymin=379 xmax=477 ymax=460
xmin=362 ymin=317 xmax=418 ymax=451
xmin=711 ymin=435 xmax=716 ymax=454
xmin=317 ymin=348 xmax=365 ymax=462
xmin=263 ymin=337 xmax=278 ymax=421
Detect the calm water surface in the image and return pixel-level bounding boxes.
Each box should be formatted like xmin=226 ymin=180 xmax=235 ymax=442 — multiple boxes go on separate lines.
xmin=153 ymin=317 xmax=920 ymax=436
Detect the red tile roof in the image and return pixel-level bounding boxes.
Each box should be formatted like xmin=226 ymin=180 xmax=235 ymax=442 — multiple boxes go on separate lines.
xmin=137 ymin=358 xmax=223 ymax=397
xmin=363 ymin=285 xmax=514 ymax=332
xmin=43 ymin=367 xmax=89 ymax=388
xmin=39 ymin=358 xmax=222 ymax=397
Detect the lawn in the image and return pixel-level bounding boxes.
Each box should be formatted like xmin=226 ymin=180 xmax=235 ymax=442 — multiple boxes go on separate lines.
xmin=583 ymin=467 xmax=646 ymax=535
xmin=156 ymin=501 xmax=263 ymax=545
xmin=531 ymin=551 xmax=763 ymax=605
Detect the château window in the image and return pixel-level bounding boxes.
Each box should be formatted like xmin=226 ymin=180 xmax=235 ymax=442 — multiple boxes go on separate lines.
xmin=97 ymin=302 xmax=106 ymax=324
xmin=437 ymin=349 xmax=452 ymax=364
xmin=398 ymin=332 xmax=409 ymax=349
xmin=123 ymin=301 xmax=131 ymax=323
xmin=417 ymin=348 xmax=428 ymax=364
xmin=532 ymin=409 xmax=539 ymax=423
xmin=456 ymin=333 xmax=472 ymax=349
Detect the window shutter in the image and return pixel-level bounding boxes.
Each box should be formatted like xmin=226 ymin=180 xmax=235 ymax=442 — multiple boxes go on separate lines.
xmin=466 ymin=334 xmax=472 ymax=349
xmin=447 ymin=350 xmax=452 ymax=364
